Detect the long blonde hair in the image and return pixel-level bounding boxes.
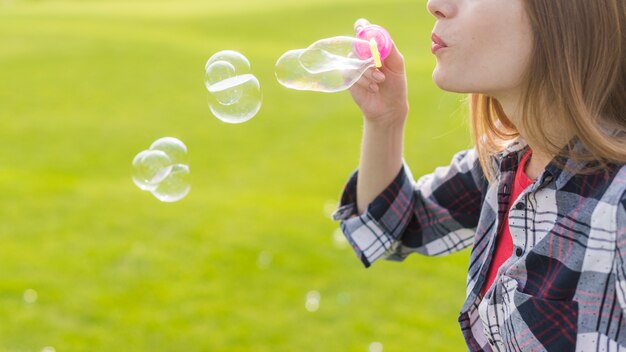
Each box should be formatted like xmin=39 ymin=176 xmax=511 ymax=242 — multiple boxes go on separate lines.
xmin=470 ymin=0 xmax=626 ymax=182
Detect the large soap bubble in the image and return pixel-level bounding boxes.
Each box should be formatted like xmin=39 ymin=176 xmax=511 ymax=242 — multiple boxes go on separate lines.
xmin=131 ymin=137 xmax=191 ymax=203
xmin=275 ymin=24 xmax=392 ymax=93
xmin=204 ymin=50 xmax=262 ymax=124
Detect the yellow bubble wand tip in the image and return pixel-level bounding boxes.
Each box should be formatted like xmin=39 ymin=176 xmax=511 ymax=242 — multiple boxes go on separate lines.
xmin=369 ymin=38 xmax=382 ymax=68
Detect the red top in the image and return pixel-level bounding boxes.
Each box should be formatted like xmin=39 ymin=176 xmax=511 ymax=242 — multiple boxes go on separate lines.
xmin=480 ymin=149 xmax=534 ymax=296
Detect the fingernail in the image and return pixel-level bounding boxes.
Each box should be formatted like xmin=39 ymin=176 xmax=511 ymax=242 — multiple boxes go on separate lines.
xmin=372 ymin=71 xmax=385 ymax=82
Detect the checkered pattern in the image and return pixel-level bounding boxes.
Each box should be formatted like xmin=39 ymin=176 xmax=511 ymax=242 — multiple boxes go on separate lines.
xmin=333 ymin=139 xmax=626 ymax=351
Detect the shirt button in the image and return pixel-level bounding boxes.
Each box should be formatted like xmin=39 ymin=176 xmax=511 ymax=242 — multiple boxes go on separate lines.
xmin=515 ymin=202 xmax=525 ymax=210
xmin=488 ymin=338 xmax=495 ymax=346
xmin=515 ymin=247 xmax=524 ymax=257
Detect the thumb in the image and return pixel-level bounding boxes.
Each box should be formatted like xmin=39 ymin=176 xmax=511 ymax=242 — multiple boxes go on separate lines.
xmin=382 ymin=43 xmax=405 ymax=75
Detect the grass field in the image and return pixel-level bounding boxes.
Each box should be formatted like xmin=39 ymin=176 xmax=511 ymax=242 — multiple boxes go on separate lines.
xmin=0 ymin=0 xmax=474 ymax=350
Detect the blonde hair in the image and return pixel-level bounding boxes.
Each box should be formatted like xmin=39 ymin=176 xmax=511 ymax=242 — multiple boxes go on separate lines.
xmin=470 ymin=0 xmax=626 ymax=182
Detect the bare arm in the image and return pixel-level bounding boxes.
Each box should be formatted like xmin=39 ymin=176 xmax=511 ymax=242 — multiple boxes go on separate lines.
xmin=349 ymin=19 xmax=409 ymax=213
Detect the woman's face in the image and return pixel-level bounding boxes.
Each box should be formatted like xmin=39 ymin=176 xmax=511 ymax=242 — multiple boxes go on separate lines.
xmin=427 ymin=0 xmax=534 ymax=99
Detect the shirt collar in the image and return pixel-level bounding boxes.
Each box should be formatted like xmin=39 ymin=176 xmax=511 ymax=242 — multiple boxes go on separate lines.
xmin=495 ymin=137 xmax=588 ymax=190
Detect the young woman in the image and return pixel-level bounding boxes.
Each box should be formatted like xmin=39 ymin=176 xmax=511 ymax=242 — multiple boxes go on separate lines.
xmin=333 ymin=0 xmax=626 ymax=350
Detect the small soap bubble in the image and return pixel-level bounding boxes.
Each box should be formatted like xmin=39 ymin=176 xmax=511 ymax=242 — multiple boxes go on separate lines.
xmin=23 ymin=288 xmax=38 ymax=304
xmin=257 ymin=251 xmax=273 ymax=269
xmin=206 ymin=50 xmax=251 ymax=74
xmin=205 ymin=50 xmax=262 ymax=124
xmin=149 ymin=137 xmax=188 ymax=165
xmin=132 ymin=137 xmax=190 ymax=202
xmin=336 ymin=292 xmax=352 ymax=306
xmin=369 ymin=342 xmax=383 ymax=352
xmin=131 ymin=150 xmax=173 ymax=191
xmin=41 ymin=347 xmax=56 ymax=352
xmin=322 ymin=199 xmax=338 ymax=218
xmin=151 ymin=164 xmax=191 ymax=203
xmin=205 ymin=60 xmax=237 ymax=87
xmin=305 ymin=290 xmax=321 ymax=312
xmin=333 ymin=228 xmax=349 ymax=249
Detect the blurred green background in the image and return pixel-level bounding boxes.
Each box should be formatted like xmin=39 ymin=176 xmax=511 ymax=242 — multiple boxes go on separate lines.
xmin=0 ymin=0 xmax=474 ymax=350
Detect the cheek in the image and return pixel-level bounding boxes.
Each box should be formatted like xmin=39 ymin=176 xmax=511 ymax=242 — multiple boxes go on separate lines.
xmin=430 ymin=3 xmax=533 ymax=94
xmin=432 ymin=32 xmax=532 ymax=94
xmin=483 ymin=37 xmax=533 ymax=89
xmin=431 ymin=44 xmax=494 ymax=93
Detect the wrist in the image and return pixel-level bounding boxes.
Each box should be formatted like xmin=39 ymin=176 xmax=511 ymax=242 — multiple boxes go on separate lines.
xmin=363 ymin=112 xmax=407 ymax=131
xmin=363 ymin=105 xmax=409 ymax=129
xmin=362 ymin=118 xmax=405 ymax=158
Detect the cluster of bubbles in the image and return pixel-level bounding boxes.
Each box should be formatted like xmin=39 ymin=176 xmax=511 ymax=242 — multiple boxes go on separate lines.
xmin=131 ymin=137 xmax=191 ymax=202
xmin=202 ymin=24 xmax=391 ymax=124
xmin=204 ymin=50 xmax=262 ymax=124
xmin=135 ymin=25 xmax=391 ymax=198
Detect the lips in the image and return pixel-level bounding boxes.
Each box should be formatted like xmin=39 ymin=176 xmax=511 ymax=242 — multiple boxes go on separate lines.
xmin=431 ymin=33 xmax=448 ymax=54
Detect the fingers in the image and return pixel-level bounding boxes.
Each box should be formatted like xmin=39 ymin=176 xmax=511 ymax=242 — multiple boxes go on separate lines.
xmin=369 ymin=69 xmax=386 ymax=83
xmin=353 ymin=18 xmax=371 ymax=34
xmin=352 ymin=79 xmax=379 ymax=94
xmin=353 ymin=68 xmax=385 ymax=93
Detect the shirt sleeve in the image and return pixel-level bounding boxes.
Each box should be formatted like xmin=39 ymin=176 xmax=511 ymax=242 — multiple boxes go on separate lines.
xmin=613 ymin=189 xmax=626 ymax=315
xmin=332 ymin=148 xmax=487 ymax=268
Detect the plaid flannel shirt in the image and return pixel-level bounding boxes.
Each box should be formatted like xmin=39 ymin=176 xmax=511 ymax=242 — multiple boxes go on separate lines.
xmin=333 ymin=139 xmax=626 ymax=351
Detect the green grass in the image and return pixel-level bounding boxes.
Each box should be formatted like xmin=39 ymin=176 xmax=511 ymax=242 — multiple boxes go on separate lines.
xmin=0 ymin=0 xmax=473 ymax=350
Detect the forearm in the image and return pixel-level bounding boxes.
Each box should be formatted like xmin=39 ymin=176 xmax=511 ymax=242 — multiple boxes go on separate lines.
xmin=356 ymin=118 xmax=406 ymax=213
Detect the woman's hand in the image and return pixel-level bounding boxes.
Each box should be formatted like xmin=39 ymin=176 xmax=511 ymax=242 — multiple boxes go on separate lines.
xmin=349 ymin=19 xmax=409 ymax=127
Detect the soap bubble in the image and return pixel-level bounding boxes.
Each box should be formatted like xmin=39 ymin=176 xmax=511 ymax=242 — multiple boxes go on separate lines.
xmin=322 ymin=199 xmax=338 ymax=218
xmin=332 ymin=228 xmax=349 ymax=249
xmin=336 ymin=292 xmax=352 ymax=306
xmin=208 ymin=74 xmax=261 ymax=123
xmin=151 ymin=163 xmax=191 ymax=203
xmin=205 ymin=60 xmax=237 ymax=87
xmin=275 ymin=36 xmax=375 ymax=93
xmin=131 ymin=150 xmax=173 ymax=191
xmin=275 ymin=23 xmax=393 ymax=93
xmin=305 ymin=290 xmax=321 ymax=312
xmin=205 ymin=50 xmax=262 ymax=124
xmin=23 ymin=288 xmax=38 ymax=304
xmin=131 ymin=137 xmax=191 ymax=202
xmin=299 ymin=36 xmax=371 ymax=73
xmin=369 ymin=342 xmax=384 ymax=352
xmin=206 ymin=50 xmax=251 ymax=75
xmin=256 ymin=251 xmax=273 ymax=270
xmin=150 ymin=137 xmax=188 ymax=165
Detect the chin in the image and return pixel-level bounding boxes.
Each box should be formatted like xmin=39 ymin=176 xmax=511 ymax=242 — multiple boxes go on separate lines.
xmin=431 ymin=67 xmax=469 ymax=93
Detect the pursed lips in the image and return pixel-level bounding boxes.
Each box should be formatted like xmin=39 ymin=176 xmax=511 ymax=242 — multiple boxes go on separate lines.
xmin=431 ymin=33 xmax=448 ymax=54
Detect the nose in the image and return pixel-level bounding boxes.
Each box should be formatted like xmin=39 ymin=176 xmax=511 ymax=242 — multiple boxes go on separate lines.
xmin=427 ymin=0 xmax=456 ymax=19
